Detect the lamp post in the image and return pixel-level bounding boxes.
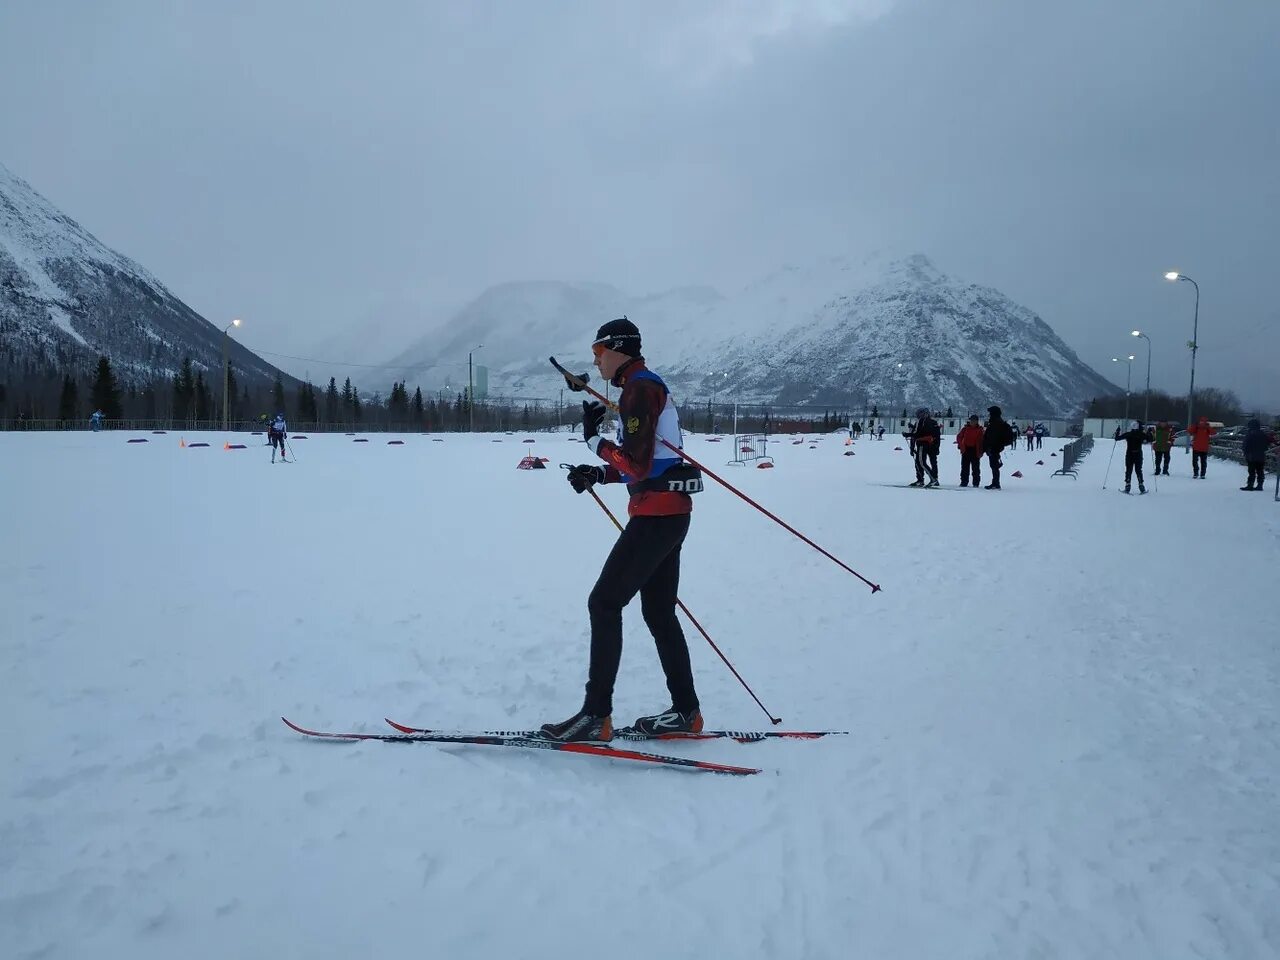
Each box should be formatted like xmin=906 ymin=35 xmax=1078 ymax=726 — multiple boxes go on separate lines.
xmin=1131 ymin=330 xmax=1151 ymax=423
xmin=710 ymin=371 xmax=728 ymax=433
xmin=222 ymin=318 xmax=241 ymax=431
xmin=468 ymin=344 xmax=483 ymax=433
xmin=1112 ymin=354 xmax=1135 ymax=427
xmin=1164 ymin=271 xmax=1199 ymax=450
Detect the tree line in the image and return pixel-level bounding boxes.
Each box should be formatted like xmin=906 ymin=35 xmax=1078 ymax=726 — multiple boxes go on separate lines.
xmin=1085 ymin=387 xmax=1252 ymax=424
xmin=2 ymin=355 xmax=601 ymax=432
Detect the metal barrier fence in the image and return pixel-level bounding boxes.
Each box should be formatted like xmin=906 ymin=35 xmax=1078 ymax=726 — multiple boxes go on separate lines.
xmin=727 ymin=434 xmax=774 ymax=466
xmin=1052 ymin=434 xmax=1094 ymax=479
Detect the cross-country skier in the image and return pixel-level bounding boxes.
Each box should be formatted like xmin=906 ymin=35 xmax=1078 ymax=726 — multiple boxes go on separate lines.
xmin=905 ymin=408 xmax=941 ymax=487
xmin=268 ymin=414 xmax=288 ymax=462
xmin=544 ymin=317 xmax=706 ymax=742
xmin=1115 ymin=420 xmax=1153 ymax=493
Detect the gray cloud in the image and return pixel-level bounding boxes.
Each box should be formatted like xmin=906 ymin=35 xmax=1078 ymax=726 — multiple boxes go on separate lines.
xmin=2 ymin=0 xmax=1276 ymax=405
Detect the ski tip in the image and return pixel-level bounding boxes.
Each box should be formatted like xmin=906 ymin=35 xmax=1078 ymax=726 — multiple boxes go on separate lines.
xmin=384 ymin=718 xmax=416 ymax=733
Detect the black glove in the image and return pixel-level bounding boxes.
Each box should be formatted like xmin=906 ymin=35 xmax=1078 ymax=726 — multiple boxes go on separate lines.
xmin=567 ymin=463 xmax=606 ymax=493
xmin=582 ymin=400 xmax=606 ymax=443
xmin=563 ymin=369 xmax=590 ymax=392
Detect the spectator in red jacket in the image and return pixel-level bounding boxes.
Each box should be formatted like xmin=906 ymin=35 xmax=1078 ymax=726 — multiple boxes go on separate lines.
xmin=955 ymin=415 xmax=984 ymax=487
xmin=1185 ymin=416 xmax=1217 ymax=479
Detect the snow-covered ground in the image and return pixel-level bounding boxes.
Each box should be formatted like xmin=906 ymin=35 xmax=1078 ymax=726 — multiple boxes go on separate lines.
xmin=3 ymin=428 xmax=1278 ymax=959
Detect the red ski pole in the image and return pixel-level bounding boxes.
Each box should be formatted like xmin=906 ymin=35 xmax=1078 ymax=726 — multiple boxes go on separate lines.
xmin=551 ymin=356 xmax=882 ymax=594
xmin=561 ymin=465 xmax=782 ymax=725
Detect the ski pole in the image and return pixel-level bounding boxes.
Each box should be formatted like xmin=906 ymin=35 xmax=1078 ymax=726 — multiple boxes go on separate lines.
xmin=287 ymin=438 xmax=297 ymax=462
xmin=551 ymin=357 xmax=882 ymax=594
xmin=560 ymin=464 xmax=783 ymax=725
xmin=1102 ymin=439 xmax=1119 ymax=489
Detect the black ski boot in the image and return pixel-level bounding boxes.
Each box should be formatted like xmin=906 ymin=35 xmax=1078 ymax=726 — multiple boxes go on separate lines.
xmin=621 ymin=706 xmax=704 ymax=738
xmin=908 ymin=480 xmax=924 ymax=487
xmin=538 ymin=709 xmax=612 ymax=742
xmin=1123 ymin=483 xmax=1131 ymax=494
xmin=1138 ymin=483 xmax=1146 ymax=494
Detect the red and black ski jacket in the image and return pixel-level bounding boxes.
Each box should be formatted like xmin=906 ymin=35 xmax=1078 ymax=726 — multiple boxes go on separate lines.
xmin=594 ymin=360 xmax=692 ymax=518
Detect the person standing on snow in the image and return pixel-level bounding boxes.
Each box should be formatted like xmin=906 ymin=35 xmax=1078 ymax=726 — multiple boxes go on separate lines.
xmin=955 ymin=414 xmax=984 ymax=487
xmin=268 ymin=414 xmax=288 ymax=462
xmin=982 ymin=406 xmax=1014 ymax=489
xmin=905 ymin=408 xmax=941 ymax=487
xmin=1151 ymin=420 xmax=1175 ymax=476
xmin=545 ymin=318 xmax=705 ymax=742
xmin=877 ymin=424 xmax=885 ymax=441
xmin=90 ymin=409 xmax=104 ymax=432
xmin=1240 ymin=418 xmax=1272 ymax=491
xmin=1115 ymin=420 xmax=1153 ymax=493
xmin=1185 ymin=416 xmax=1216 ymax=479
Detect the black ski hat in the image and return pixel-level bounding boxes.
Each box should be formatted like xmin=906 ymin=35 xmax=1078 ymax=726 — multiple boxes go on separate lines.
xmin=988 ymin=405 xmax=1002 ymax=417
xmin=593 ymin=317 xmax=642 ymax=358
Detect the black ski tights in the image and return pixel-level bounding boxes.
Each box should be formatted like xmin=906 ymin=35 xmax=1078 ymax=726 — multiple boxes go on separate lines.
xmin=584 ymin=514 xmax=698 ymax=716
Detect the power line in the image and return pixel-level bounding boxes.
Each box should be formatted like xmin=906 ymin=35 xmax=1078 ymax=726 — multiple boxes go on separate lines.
xmin=243 ymin=345 xmax=439 ymax=371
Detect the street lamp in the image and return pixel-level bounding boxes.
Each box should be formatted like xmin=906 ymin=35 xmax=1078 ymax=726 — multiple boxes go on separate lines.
xmin=1131 ymin=330 xmax=1152 ymax=423
xmin=222 ymin=318 xmax=241 ymax=431
xmin=1112 ymin=354 xmax=1135 ymax=427
xmin=709 ymin=371 xmax=728 ymax=432
xmin=468 ymin=344 xmax=483 ymax=433
xmin=1164 ymin=271 xmax=1200 ymax=450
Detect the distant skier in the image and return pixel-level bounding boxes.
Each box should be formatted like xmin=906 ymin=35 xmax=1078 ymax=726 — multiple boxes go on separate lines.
xmin=955 ymin=414 xmax=984 ymax=487
xmin=90 ymin=409 xmax=104 ymax=432
xmin=1025 ymin=423 xmax=1035 ymax=451
xmin=1115 ymin=420 xmax=1153 ymax=493
xmin=983 ymin=406 xmax=1014 ymax=489
xmin=545 ymin=317 xmax=705 ymax=743
xmin=877 ymin=424 xmax=885 ymax=441
xmin=1185 ymin=416 xmax=1216 ymax=479
xmin=1240 ymin=418 xmax=1272 ymax=491
xmin=1151 ymin=420 xmax=1175 ymax=476
xmin=268 ymin=414 xmax=288 ymax=462
xmin=905 ymin=408 xmax=941 ymax=487
xmin=1034 ymin=423 xmax=1046 ymax=449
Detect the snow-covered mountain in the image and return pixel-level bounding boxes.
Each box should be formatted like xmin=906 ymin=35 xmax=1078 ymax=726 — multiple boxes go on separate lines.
xmin=0 ymin=162 xmax=287 ymax=386
xmin=384 ymin=254 xmax=1116 ymax=415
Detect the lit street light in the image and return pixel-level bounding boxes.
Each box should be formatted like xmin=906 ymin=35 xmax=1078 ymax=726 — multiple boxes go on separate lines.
xmin=1164 ymin=271 xmax=1200 ymax=450
xmin=1131 ymin=330 xmax=1152 ymax=423
xmin=222 ymin=318 xmax=241 ymax=431
xmin=1112 ymin=354 xmax=1135 ymax=427
xmin=468 ymin=344 xmax=483 ymax=433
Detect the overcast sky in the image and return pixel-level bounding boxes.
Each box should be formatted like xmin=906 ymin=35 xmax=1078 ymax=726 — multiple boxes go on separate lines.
xmin=2 ymin=0 xmax=1277 ymax=406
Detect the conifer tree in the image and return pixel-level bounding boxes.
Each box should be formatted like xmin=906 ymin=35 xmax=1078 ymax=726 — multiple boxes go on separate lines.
xmin=90 ymin=356 xmax=123 ymax=419
xmin=58 ymin=375 xmax=78 ymax=422
xmin=325 ymin=377 xmax=339 ymax=424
